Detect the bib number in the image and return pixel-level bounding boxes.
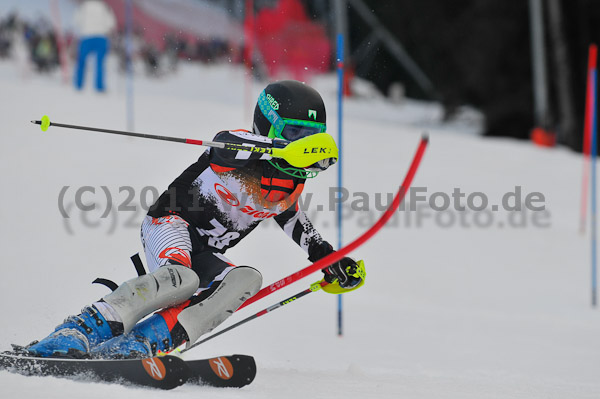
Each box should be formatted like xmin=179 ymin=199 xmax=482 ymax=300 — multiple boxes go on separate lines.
xmin=197 ymin=218 xmax=240 ymax=250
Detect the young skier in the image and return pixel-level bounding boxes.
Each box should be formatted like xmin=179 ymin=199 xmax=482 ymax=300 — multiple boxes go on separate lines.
xmin=27 ymin=80 xmax=366 ymax=359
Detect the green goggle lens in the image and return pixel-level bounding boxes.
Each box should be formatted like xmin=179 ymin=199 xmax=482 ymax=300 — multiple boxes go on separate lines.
xmin=268 ymin=119 xmax=326 ymax=141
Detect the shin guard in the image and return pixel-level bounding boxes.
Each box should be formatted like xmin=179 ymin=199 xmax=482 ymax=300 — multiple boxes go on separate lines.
xmin=103 ymin=265 xmax=199 ymax=333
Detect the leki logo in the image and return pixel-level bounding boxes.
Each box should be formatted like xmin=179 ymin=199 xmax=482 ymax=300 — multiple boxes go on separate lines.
xmin=209 ymin=357 xmax=234 ymax=380
xmin=142 ymin=357 xmax=166 ymax=381
xmin=303 ymin=147 xmax=330 ymax=154
xmin=214 ymin=183 xmax=240 ymax=207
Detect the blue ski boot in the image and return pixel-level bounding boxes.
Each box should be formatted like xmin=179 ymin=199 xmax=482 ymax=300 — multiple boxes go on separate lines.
xmin=91 ymin=314 xmax=176 ymax=359
xmin=27 ymin=305 xmax=119 ymax=358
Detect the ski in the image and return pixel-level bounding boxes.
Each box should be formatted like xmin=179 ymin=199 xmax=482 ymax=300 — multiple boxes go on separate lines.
xmin=0 ymin=351 xmax=256 ymax=389
xmin=185 ymin=354 xmax=256 ymax=387
xmin=0 ymin=351 xmax=188 ymax=389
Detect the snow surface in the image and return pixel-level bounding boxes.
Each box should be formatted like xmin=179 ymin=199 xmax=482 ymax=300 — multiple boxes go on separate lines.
xmin=0 ymin=56 xmax=599 ymax=399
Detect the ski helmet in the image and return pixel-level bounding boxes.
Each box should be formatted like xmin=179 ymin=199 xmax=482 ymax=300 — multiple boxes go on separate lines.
xmin=253 ymin=80 xmax=329 ymax=178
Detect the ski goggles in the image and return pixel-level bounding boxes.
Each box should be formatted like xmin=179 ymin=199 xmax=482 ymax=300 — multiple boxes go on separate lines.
xmin=257 ymin=90 xmax=327 ymax=141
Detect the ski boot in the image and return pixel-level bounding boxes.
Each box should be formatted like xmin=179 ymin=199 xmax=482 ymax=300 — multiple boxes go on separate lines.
xmin=27 ymin=305 xmax=119 ymax=358
xmin=91 ymin=313 xmax=178 ymax=359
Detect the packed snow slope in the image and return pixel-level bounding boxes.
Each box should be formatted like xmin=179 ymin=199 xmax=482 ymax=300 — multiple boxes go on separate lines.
xmin=0 ymin=58 xmax=598 ymax=399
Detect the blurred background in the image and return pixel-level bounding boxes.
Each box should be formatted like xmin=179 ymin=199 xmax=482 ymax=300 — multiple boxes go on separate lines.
xmin=1 ymin=0 xmax=598 ymax=145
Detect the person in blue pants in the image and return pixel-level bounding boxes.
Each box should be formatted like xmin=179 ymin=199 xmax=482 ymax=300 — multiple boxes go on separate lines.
xmin=75 ymin=36 xmax=109 ymax=91
xmin=73 ymin=0 xmax=116 ymax=92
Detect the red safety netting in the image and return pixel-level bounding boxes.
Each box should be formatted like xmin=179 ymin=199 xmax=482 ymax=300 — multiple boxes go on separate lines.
xmin=252 ymin=0 xmax=331 ymax=80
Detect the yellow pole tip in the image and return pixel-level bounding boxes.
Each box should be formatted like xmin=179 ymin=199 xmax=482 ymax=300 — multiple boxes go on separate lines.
xmin=40 ymin=115 xmax=50 ymax=132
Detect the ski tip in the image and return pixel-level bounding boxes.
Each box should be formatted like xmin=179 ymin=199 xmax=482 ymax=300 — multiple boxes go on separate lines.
xmin=421 ymin=132 xmax=430 ymax=142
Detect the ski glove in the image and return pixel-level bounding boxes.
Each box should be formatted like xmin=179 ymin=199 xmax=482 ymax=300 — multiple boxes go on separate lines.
xmin=309 ymin=241 xmax=366 ymax=294
xmin=322 ymin=257 xmax=366 ymax=293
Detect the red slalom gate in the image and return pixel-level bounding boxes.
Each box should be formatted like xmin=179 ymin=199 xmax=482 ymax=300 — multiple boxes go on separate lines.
xmin=580 ymin=44 xmax=598 ymax=234
xmin=239 ymin=135 xmax=429 ymax=310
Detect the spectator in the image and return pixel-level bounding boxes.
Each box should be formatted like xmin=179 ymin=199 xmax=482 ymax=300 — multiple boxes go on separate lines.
xmin=73 ymin=0 xmax=116 ymax=92
xmin=32 ymin=32 xmax=57 ymax=72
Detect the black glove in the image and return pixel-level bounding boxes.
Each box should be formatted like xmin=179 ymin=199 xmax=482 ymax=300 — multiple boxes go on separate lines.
xmin=322 ymin=257 xmax=362 ymax=289
xmin=308 ymin=241 xmax=334 ymax=263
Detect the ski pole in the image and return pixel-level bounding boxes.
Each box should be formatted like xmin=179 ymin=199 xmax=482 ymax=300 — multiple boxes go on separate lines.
xmin=181 ymin=280 xmax=327 ymax=353
xmin=30 ymin=115 xmax=337 ymax=168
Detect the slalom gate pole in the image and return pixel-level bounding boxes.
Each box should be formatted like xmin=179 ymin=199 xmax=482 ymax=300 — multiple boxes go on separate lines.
xmin=243 ymin=0 xmax=255 ymax=123
xmin=591 ymin=50 xmax=598 ymax=307
xmin=238 ymin=135 xmax=429 ymax=310
xmin=49 ymin=0 xmax=69 ymax=84
xmin=181 ymin=281 xmax=327 ymax=353
xmin=125 ymin=0 xmax=134 ymax=131
xmin=580 ymin=44 xmax=597 ymax=234
xmin=336 ymin=33 xmax=345 ymax=337
xmin=181 ymin=137 xmax=428 ymax=352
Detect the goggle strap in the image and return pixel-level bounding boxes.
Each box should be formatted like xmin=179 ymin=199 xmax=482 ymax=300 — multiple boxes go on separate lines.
xmin=281 ymin=118 xmax=326 ymax=131
xmin=258 ymin=90 xmax=286 ymax=136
